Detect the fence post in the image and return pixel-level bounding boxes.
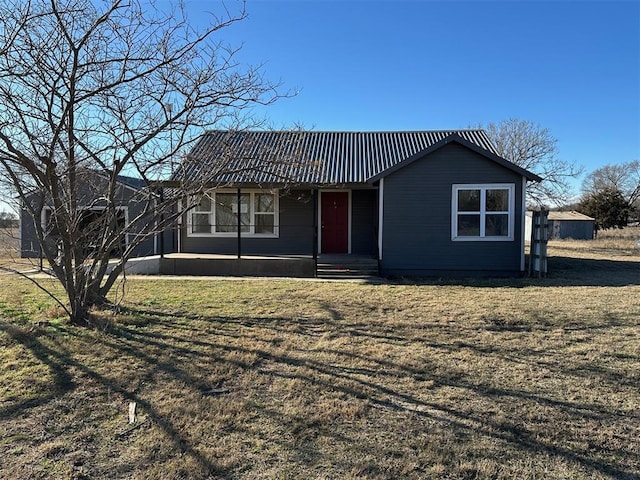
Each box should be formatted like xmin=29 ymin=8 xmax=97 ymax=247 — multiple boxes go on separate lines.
xmin=529 ymin=208 xmax=548 ymax=277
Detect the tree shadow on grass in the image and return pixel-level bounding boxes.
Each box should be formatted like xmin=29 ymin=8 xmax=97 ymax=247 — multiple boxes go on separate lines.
xmin=0 ymin=318 xmax=227 ymax=478
xmin=390 ymin=255 xmax=640 ymax=288
xmin=0 ymin=321 xmax=75 ymax=420
xmin=3 ymin=301 xmax=639 ymax=479
xmin=544 ymin=255 xmax=640 ymax=286
xmin=110 ymin=306 xmax=640 ymax=479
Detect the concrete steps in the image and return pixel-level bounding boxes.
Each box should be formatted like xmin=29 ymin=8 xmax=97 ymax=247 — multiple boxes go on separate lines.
xmin=316 ymin=256 xmax=379 ymax=279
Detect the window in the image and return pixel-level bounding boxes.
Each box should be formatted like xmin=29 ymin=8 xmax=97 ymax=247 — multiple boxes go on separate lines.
xmin=41 ymin=206 xmax=128 ymax=237
xmin=41 ymin=205 xmax=129 ymax=255
xmin=41 ymin=207 xmax=59 ymax=236
xmin=191 ymin=196 xmax=212 ymax=234
xmin=452 ymin=184 xmax=514 ymax=241
xmin=188 ymin=190 xmax=278 ymax=237
xmin=214 ymin=193 xmax=249 ymax=233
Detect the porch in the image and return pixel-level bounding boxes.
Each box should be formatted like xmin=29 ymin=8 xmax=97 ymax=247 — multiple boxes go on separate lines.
xmin=123 ymin=253 xmax=379 ymax=279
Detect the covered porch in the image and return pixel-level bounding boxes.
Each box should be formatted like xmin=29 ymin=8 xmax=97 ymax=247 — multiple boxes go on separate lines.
xmin=124 ymin=252 xmax=379 ymax=278
xmin=165 ymin=185 xmax=379 ymax=261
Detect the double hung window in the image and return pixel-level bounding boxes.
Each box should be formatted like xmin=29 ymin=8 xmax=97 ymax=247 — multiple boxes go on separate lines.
xmin=188 ymin=190 xmax=278 ymax=237
xmin=452 ymin=184 xmax=514 ymax=240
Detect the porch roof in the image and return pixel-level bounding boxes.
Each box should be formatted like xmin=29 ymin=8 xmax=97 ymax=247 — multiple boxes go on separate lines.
xmin=172 ymin=129 xmax=539 ymax=186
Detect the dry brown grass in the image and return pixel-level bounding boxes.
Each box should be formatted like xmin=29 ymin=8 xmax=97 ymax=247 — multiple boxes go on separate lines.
xmin=549 ymin=226 xmax=640 ymax=259
xmin=0 ymin=228 xmax=638 ymax=479
xmin=0 ymin=226 xmax=18 ymax=263
xmin=543 ymin=226 xmax=639 ymax=287
xmin=0 ymin=227 xmax=36 ymax=273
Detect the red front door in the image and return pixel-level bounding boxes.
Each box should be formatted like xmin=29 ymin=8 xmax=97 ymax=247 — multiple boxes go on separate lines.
xmin=321 ymin=191 xmax=349 ymax=253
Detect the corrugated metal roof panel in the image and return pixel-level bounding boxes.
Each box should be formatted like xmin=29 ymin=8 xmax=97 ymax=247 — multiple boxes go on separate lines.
xmin=174 ymin=130 xmax=507 ymax=185
xmin=548 ymin=211 xmax=595 ymax=221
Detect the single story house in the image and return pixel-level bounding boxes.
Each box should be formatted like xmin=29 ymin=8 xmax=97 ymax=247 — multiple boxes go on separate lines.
xmin=525 ymin=210 xmax=595 ymax=241
xmin=20 ymin=170 xmax=156 ymax=259
xmin=167 ymin=130 xmax=541 ymax=277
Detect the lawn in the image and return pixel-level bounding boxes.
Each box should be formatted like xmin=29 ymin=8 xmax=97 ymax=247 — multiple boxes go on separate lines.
xmin=0 ymin=229 xmax=639 ymax=479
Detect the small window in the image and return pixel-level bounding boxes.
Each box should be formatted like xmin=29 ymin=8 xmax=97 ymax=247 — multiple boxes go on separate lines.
xmin=188 ymin=190 xmax=279 ymax=237
xmin=41 ymin=206 xmax=129 ymax=256
xmin=452 ymin=184 xmax=514 ymax=241
xmin=254 ymin=193 xmax=275 ymax=234
xmin=191 ymin=196 xmax=212 ymax=234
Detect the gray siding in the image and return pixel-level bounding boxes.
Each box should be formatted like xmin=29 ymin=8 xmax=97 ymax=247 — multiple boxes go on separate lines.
xmin=126 ymin=194 xmax=157 ymax=257
xmin=179 ymin=188 xmax=379 ymax=256
xmin=20 ymin=177 xmax=154 ymax=259
xmin=552 ymin=220 xmax=595 ymax=240
xmin=380 ymin=143 xmax=525 ymax=276
xmin=351 ymin=189 xmax=377 ymax=255
xmin=180 ymin=190 xmax=315 ymax=255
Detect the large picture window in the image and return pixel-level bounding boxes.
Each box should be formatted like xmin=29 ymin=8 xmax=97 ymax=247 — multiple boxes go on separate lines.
xmin=188 ymin=190 xmax=278 ymax=237
xmin=452 ymin=184 xmax=514 ymax=241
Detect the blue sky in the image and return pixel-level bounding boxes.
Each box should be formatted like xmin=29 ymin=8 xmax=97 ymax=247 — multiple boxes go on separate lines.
xmin=1 ymin=0 xmax=638 ymax=212
xmin=193 ymin=0 xmax=639 ymax=198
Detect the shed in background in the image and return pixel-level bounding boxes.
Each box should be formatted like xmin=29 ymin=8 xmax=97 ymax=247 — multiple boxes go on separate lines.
xmin=525 ymin=211 xmax=595 ymax=240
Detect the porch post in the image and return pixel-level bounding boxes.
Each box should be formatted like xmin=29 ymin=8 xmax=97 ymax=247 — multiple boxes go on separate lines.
xmin=177 ymin=197 xmax=182 ymax=253
xmin=159 ymin=187 xmax=164 ymax=258
xmin=520 ymin=175 xmax=526 ymax=272
xmin=153 ymin=193 xmax=158 ymax=255
xmin=236 ymin=187 xmax=242 ymax=259
xmin=377 ymin=178 xmax=384 ymax=262
xmin=312 ymin=188 xmax=318 ymax=261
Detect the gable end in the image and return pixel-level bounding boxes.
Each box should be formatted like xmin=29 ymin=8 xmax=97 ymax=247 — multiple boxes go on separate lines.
xmin=366 ymin=133 xmax=541 ymax=184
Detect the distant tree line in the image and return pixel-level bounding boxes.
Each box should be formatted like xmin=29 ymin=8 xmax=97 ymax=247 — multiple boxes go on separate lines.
xmin=0 ymin=211 xmax=17 ymax=228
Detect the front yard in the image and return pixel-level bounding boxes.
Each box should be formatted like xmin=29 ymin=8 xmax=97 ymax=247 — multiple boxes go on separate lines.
xmin=0 ymin=229 xmax=639 ymax=479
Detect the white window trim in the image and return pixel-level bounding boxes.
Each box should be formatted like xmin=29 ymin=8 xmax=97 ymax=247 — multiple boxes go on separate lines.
xmin=520 ymin=176 xmax=527 ymax=271
xmin=187 ymin=189 xmax=279 ymax=238
xmin=451 ymin=183 xmax=515 ymax=241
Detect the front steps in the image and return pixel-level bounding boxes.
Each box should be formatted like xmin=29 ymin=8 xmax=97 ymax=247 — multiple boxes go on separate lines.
xmin=316 ymin=255 xmax=379 ymax=279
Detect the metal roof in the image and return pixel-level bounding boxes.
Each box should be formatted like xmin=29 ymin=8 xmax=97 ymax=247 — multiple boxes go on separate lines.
xmin=116 ymin=173 xmax=146 ymax=190
xmin=548 ymin=211 xmax=595 ymax=221
xmin=526 ymin=211 xmax=595 ymax=221
xmin=174 ymin=130 xmax=534 ymax=186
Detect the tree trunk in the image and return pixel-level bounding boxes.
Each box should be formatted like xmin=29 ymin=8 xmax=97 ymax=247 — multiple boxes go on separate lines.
xmin=69 ymin=295 xmax=91 ymax=326
xmin=67 ymin=282 xmax=108 ymax=327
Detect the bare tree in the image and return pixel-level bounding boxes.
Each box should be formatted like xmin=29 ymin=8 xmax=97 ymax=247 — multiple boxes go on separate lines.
xmin=483 ymin=118 xmax=583 ymax=206
xmin=581 ymin=160 xmax=640 ymax=215
xmin=0 ymin=0 xmax=292 ymax=325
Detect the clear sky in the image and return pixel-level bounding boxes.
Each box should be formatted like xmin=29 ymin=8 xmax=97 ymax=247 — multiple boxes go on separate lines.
xmin=1 ymin=0 xmax=638 ymax=213
xmin=189 ymin=0 xmax=639 ymax=198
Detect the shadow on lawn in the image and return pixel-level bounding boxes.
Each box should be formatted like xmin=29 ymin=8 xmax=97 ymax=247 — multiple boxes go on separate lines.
xmin=0 ymin=322 xmax=75 ymax=420
xmin=391 ymin=256 xmax=640 ymax=288
xmin=0 ymin=319 xmax=225 ymax=478
xmin=114 ymin=307 xmax=638 ymax=479
xmin=543 ymin=256 xmax=640 ymax=286
xmin=2 ymin=305 xmax=638 ymax=479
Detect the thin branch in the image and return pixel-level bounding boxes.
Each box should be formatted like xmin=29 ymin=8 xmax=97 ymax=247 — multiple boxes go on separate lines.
xmin=0 ymin=266 xmax=71 ymax=317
